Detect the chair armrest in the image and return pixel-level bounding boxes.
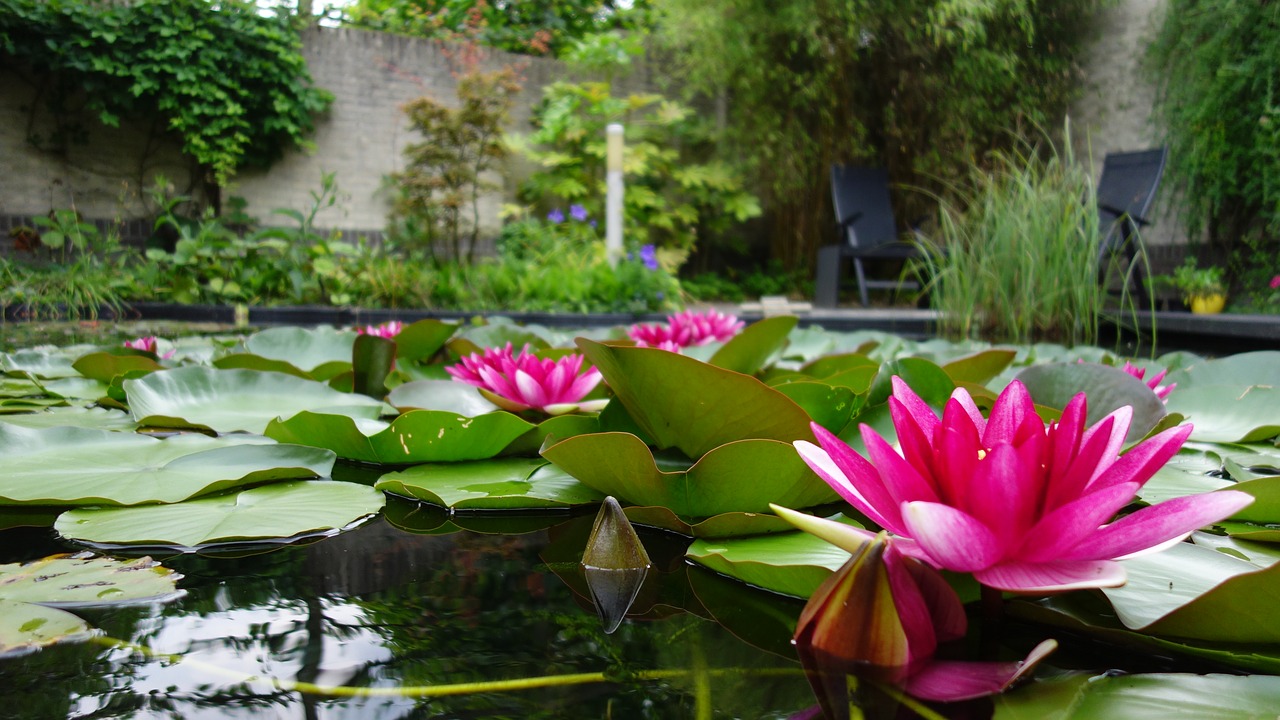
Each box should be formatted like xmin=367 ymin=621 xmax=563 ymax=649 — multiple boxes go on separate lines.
xmin=837 ymin=210 xmax=864 ymax=228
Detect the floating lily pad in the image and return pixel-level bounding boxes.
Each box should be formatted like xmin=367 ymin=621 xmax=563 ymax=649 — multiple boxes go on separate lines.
xmin=0 ymin=377 xmax=44 ymax=398
xmin=0 ymin=553 xmax=182 ymax=606
xmin=0 ymin=600 xmax=90 ymax=657
xmin=541 ymin=432 xmax=835 ymax=518
xmin=265 ymin=409 xmax=534 ymax=463
xmin=0 ymin=349 xmax=82 ymax=379
xmin=37 ymin=377 xmax=110 ymax=401
xmin=124 ymin=367 xmax=389 ymax=434
xmin=214 ymin=326 xmax=357 ymax=380
xmin=1166 ymin=351 xmax=1280 ymax=391
xmin=72 ymin=352 xmax=164 ymax=382
xmin=387 ymin=379 xmax=499 ymax=415
xmin=994 ymin=672 xmax=1280 ymax=720
xmin=621 ymin=506 xmax=799 ymax=538
xmin=0 ymin=407 xmax=137 ymax=431
xmin=0 ymin=425 xmax=335 ymax=506
xmin=942 ymin=348 xmax=1018 ymax=385
xmin=1165 ymin=385 xmax=1280 ymax=443
xmin=771 ymin=381 xmax=858 ymax=433
xmin=1016 ymin=362 xmax=1167 ymax=443
xmin=54 ymin=480 xmax=385 ymax=549
xmin=708 ymin=316 xmax=797 ymax=375
xmin=393 ymin=319 xmax=458 ymax=361
xmin=576 ymin=340 xmax=815 ymax=458
xmin=501 ymin=413 xmax=601 ymax=456
xmin=686 ymin=530 xmax=851 ymax=598
xmin=1102 ymin=541 xmax=1280 ymax=642
xmin=376 ymin=458 xmax=606 ymax=509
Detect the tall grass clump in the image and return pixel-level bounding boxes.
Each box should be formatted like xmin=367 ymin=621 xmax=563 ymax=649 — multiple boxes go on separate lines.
xmin=925 ymin=141 xmax=1105 ymax=346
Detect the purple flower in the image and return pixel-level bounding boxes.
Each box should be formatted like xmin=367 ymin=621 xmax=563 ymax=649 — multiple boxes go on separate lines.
xmin=547 ymin=208 xmax=565 ymax=224
xmin=569 ymin=204 xmax=589 ymax=222
xmin=639 ymin=244 xmax=659 ymax=271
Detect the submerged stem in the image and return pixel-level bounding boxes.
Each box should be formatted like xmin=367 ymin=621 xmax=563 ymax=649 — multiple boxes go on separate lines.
xmin=90 ymin=634 xmax=801 ymax=699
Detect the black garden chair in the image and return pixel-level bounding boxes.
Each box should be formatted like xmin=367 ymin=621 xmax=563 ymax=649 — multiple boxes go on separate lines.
xmin=814 ymin=165 xmax=925 ymax=308
xmin=1095 ymin=147 xmax=1168 ymax=304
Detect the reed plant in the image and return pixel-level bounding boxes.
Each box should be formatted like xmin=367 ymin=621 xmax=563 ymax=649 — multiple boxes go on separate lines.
xmin=922 ymin=140 xmax=1108 ymax=346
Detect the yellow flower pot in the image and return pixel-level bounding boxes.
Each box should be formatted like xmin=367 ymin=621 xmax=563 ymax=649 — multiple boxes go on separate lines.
xmin=1189 ymin=293 xmax=1227 ymax=315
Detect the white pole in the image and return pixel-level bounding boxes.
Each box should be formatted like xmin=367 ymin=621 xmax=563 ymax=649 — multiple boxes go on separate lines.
xmin=605 ymin=123 xmax=624 ymax=267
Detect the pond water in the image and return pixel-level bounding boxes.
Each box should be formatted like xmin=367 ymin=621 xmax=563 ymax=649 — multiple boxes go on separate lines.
xmin=0 ymin=502 xmax=817 ymax=719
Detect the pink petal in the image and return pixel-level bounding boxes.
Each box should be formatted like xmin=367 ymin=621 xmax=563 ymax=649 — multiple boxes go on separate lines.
xmin=863 ymin=428 xmax=940 ymax=506
xmin=983 ymin=380 xmax=1034 ymax=447
xmin=794 ymin=439 xmax=904 ymax=534
xmin=1060 ymin=490 xmax=1254 ymax=562
xmin=890 ymin=396 xmax=940 ymax=492
xmin=890 ymin=376 xmax=940 ymax=438
xmin=1047 ymin=394 xmax=1087 ymax=486
xmin=900 ymin=501 xmax=1003 ymax=572
xmin=906 ymin=639 xmax=1057 ymax=702
xmin=949 ymin=387 xmax=987 ymax=434
xmin=1017 ymin=482 xmax=1140 ymax=562
xmin=975 ymin=559 xmax=1126 ymax=593
xmin=899 ymin=549 xmax=967 ymax=642
xmin=513 ymin=368 xmax=549 ymax=408
xmin=1044 ymin=412 xmax=1120 ymax=510
xmin=1088 ymin=424 xmax=1193 ymax=493
xmin=967 ymin=444 xmax=1039 ymax=547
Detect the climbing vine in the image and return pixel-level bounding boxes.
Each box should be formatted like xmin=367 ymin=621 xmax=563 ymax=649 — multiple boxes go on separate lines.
xmin=0 ymin=0 xmax=332 ymax=187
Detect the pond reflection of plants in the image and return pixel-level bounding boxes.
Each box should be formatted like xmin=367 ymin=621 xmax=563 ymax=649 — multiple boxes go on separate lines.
xmin=2 ymin=313 xmax=1280 ymax=716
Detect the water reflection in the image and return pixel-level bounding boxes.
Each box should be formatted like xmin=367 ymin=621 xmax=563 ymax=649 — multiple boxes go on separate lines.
xmin=0 ymin=513 xmax=814 ymax=719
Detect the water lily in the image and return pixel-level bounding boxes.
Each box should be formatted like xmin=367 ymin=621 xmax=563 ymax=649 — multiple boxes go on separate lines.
xmin=773 ymin=505 xmax=1057 ymax=711
xmin=357 ymin=320 xmax=404 ymax=339
xmin=446 ymin=343 xmax=607 ymax=415
xmin=1120 ymin=361 xmax=1174 ymax=400
xmin=628 ymin=309 xmax=744 ymax=349
xmin=123 ymin=336 xmax=174 ymax=359
xmin=794 ymin=377 xmax=1252 ymax=593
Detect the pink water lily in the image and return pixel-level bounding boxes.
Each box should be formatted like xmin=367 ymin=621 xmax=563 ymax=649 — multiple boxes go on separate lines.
xmin=123 ymin=336 xmax=175 ymax=359
xmin=357 ymin=320 xmax=404 ymax=339
xmin=794 ymin=377 xmax=1252 ymax=593
xmin=628 ymin=309 xmax=744 ymax=349
xmin=1120 ymin=361 xmax=1174 ymax=400
xmin=446 ymin=343 xmax=606 ymax=415
xmin=773 ymin=506 xmax=1057 ymax=709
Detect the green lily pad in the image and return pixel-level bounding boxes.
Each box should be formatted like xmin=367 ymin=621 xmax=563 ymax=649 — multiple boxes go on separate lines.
xmin=0 ymin=553 xmax=182 ymax=606
xmin=0 ymin=425 xmax=335 ymax=506
xmin=1165 ymin=385 xmax=1280 ymax=443
xmin=942 ymin=348 xmax=1018 ymax=385
xmin=576 ymin=340 xmax=815 ymax=458
xmin=866 ymin=357 xmax=955 ymax=408
xmin=686 ymin=530 xmax=851 ymax=598
xmin=38 ymin=377 xmax=110 ymax=401
xmin=686 ymin=565 xmax=805 ymax=659
xmin=501 ymin=413 xmax=601 ymax=456
xmin=265 ymin=409 xmax=534 ymax=463
xmin=0 ymin=407 xmax=136 ymax=431
xmin=450 ymin=325 xmax=551 ymax=357
xmin=0 ymin=349 xmax=82 ymax=379
xmin=54 ymin=480 xmax=384 ymax=549
xmin=375 ymin=458 xmax=606 ymax=509
xmin=621 ymin=506 xmax=799 ymax=538
xmin=72 ymin=352 xmax=164 ymax=382
xmin=994 ymin=672 xmax=1280 ymax=720
xmin=1102 ymin=541 xmax=1280 ymax=642
xmin=215 ymin=326 xmax=357 ymax=380
xmin=0 ymin=397 xmax=67 ymax=412
xmin=124 ymin=367 xmax=389 ymax=434
xmin=0 ymin=377 xmax=43 ymax=397
xmin=772 ymin=381 xmax=858 ymax=433
xmin=387 ymin=379 xmax=499 ymax=415
xmin=1016 ymin=362 xmax=1167 ymax=443
xmin=0 ymin=600 xmax=90 ymax=657
xmin=1166 ymin=351 xmax=1280 ymax=391
xmin=394 ymin=318 xmax=459 ymax=361
xmin=541 ymin=432 xmax=836 ymax=518
xmin=708 ymin=315 xmax=797 ymax=375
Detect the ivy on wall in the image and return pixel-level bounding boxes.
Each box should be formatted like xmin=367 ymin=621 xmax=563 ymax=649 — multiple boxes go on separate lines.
xmin=0 ymin=0 xmax=333 ymax=187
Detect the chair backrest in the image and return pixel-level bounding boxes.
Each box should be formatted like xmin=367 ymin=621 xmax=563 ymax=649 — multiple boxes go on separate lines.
xmin=830 ymin=165 xmax=899 ymax=250
xmin=1096 ymin=147 xmax=1167 ymax=252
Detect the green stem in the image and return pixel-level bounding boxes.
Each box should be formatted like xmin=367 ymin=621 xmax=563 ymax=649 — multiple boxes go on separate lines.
xmin=872 ymin=680 xmax=951 ymax=720
xmin=90 ymin=634 xmax=801 ymax=699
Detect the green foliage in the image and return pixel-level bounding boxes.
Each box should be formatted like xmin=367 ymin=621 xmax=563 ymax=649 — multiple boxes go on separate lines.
xmin=342 ymin=0 xmax=651 ymax=57
xmin=651 ymin=0 xmax=1099 ymax=267
xmin=131 ymin=173 xmax=356 ymax=306
xmin=0 ymin=0 xmax=332 ymax=185
xmin=923 ymin=138 xmax=1107 ymax=346
xmin=391 ymin=69 xmax=521 ymax=263
xmin=681 ymin=261 xmax=814 ymax=303
xmin=1148 ymin=0 xmax=1280 ymax=252
xmin=512 ymin=79 xmax=761 ymax=261
xmin=1229 ymin=237 xmax=1280 ymax=314
xmin=1167 ymin=258 xmax=1226 ymax=301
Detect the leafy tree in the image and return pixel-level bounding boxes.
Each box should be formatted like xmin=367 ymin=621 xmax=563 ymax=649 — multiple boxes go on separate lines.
xmin=342 ymin=0 xmax=650 ymax=56
xmin=0 ymin=0 xmax=332 ymax=202
xmin=1148 ymin=0 xmax=1280 ymax=255
xmin=651 ymin=0 xmax=1099 ymax=269
xmin=391 ymin=68 xmax=522 ymax=263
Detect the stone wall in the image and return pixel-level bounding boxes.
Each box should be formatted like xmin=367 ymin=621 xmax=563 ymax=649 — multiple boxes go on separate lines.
xmin=1 ymin=4 xmax=1176 ymax=259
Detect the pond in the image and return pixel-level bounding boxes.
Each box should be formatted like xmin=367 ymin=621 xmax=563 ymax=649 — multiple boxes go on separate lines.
xmin=3 ymin=315 xmax=1280 ymax=719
